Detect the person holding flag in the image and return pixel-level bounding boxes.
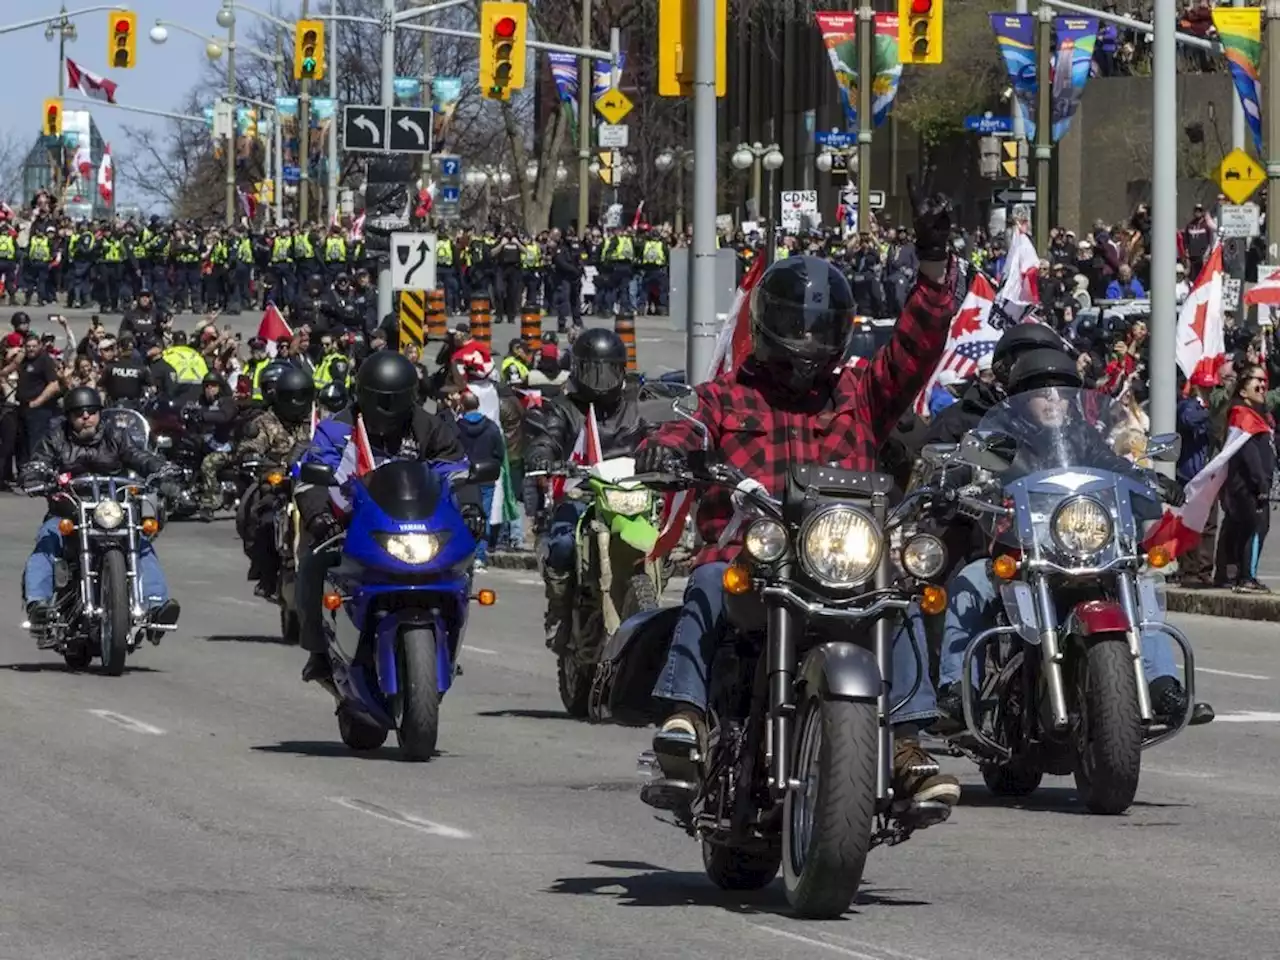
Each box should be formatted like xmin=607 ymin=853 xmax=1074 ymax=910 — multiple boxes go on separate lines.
xmin=293 ymin=351 xmax=464 ymax=684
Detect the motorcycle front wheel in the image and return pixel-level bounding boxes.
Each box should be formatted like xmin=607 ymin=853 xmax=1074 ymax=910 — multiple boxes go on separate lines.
xmin=395 ymin=627 xmax=440 ymax=761
xmin=557 ymin=653 xmax=594 ymax=718
xmin=99 ymin=549 xmax=131 ymax=676
xmin=1072 ymin=637 xmax=1142 ymax=815
xmin=782 ymin=696 xmax=877 ymax=919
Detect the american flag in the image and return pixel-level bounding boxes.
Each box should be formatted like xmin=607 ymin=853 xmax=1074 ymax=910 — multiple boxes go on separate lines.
xmin=914 ymin=272 xmax=1000 ymax=416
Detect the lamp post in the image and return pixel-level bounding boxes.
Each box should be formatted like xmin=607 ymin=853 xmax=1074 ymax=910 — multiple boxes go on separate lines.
xmin=45 ymin=10 xmax=78 ymax=197
xmin=654 ymin=147 xmax=693 ymax=236
xmin=816 ymin=148 xmax=857 ymax=233
xmin=730 ymin=141 xmax=783 ymax=226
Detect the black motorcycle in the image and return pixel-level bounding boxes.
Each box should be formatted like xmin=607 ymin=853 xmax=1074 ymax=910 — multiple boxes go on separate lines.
xmin=591 ymin=391 xmax=954 ymax=918
xmin=21 ymin=472 xmax=177 ymax=673
xmin=146 ymin=397 xmax=246 ymax=517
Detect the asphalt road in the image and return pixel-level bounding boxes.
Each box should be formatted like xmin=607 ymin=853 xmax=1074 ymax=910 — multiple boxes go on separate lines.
xmin=0 ymin=494 xmax=1278 ymax=960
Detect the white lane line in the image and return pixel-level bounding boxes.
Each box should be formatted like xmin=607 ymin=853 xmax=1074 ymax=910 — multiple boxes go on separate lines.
xmin=1184 ymin=666 xmax=1271 ymax=681
xmin=466 ymin=646 xmax=499 ymax=655
xmin=1213 ymin=711 xmax=1280 ymax=723
xmin=753 ymin=927 xmax=905 ymax=960
xmin=329 ymin=797 xmax=471 ymax=839
xmin=515 ymin=577 xmax=542 ymax=586
xmin=87 ymin=709 xmax=166 ymax=735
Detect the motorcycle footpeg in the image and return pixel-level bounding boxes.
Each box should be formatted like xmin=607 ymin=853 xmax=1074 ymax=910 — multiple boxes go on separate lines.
xmin=640 ymin=777 xmax=697 ymax=812
xmin=894 ymin=798 xmax=952 ymax=829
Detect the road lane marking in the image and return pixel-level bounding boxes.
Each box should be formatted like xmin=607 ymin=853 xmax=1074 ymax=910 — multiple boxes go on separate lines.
xmin=329 ymin=797 xmax=471 ymax=839
xmin=515 ymin=577 xmax=542 ymax=586
xmin=1189 ymin=667 xmax=1271 ymax=681
xmin=466 ymin=646 xmax=498 ymax=655
xmin=754 ymin=926 xmax=924 ymax=960
xmin=1213 ymin=711 xmax=1280 ymax=723
xmin=87 ymin=710 xmax=165 ymax=735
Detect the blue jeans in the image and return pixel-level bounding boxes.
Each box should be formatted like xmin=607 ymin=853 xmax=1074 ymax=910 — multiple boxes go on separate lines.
xmin=936 ymin=558 xmax=1177 ymax=689
xmin=653 ymin=562 xmax=938 ymax=725
xmin=24 ymin=516 xmax=169 ymax=608
xmin=543 ymin=500 xmax=587 ymax=575
xmin=475 ymin=484 xmax=495 ymax=564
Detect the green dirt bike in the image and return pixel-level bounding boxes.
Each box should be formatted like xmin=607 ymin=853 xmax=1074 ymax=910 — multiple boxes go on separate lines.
xmin=535 ymin=457 xmax=668 ymax=717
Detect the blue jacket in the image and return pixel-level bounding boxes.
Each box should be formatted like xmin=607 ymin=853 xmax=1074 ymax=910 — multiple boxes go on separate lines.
xmin=1176 ymin=396 xmax=1212 ymax=483
xmin=1105 ymin=277 xmax=1145 ymax=300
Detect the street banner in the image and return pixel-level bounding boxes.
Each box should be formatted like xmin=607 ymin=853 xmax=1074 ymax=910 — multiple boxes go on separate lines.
xmin=1212 ymin=7 xmax=1264 ymax=154
xmin=309 ymin=98 xmax=335 ymax=179
xmin=274 ymin=97 xmax=299 ymax=173
xmin=547 ymin=53 xmax=580 ymax=145
xmin=393 ymin=77 xmax=423 ymax=107
xmin=814 ymin=12 xmax=903 ymax=131
xmin=990 ymin=13 xmax=1037 ymax=140
xmin=1050 ymin=16 xmax=1097 ymax=142
xmin=431 ymin=77 xmax=463 ymax=149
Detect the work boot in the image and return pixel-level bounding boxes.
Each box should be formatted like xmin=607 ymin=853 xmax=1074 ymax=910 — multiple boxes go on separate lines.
xmin=302 ymin=650 xmax=333 ymax=684
xmin=146 ymin=599 xmax=181 ymax=645
xmin=646 ymin=707 xmax=706 ymax=809
xmin=930 ymin=683 xmax=965 ymax=736
xmin=543 ymin=571 xmax=573 ymax=652
xmin=196 ymin=506 xmax=216 ymax=524
xmin=1149 ymin=676 xmax=1214 ymax=726
xmin=893 ymin=737 xmax=961 ymax=808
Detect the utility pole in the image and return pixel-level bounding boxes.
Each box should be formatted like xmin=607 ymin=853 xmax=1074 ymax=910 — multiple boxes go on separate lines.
xmin=275 ymin=28 xmax=285 ymax=223
xmin=328 ymin=0 xmax=339 ymax=222
xmin=1149 ymin=0 xmax=1177 ymax=444
xmin=576 ymin=0 xmax=592 ymax=234
xmin=299 ymin=0 xmax=312 ymax=224
xmin=856 ymin=4 xmax=872 ymax=230
xmin=1231 ymin=0 xmax=1246 ymax=150
xmin=420 ymin=0 xmax=433 ymax=210
xmin=1033 ymin=4 xmax=1051 ymax=245
xmin=1268 ymin=0 xmax=1280 ymax=260
xmin=225 ymin=13 xmax=238 ymax=225
xmin=687 ymin=0 xmax=718 ymax=382
xmin=377 ymin=0 xmax=396 ymax=325
xmin=1011 ymin=0 xmax=1027 ymax=165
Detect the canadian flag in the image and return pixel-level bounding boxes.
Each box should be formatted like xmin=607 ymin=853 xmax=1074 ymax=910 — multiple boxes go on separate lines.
xmin=1244 ymin=263 xmax=1280 ymax=308
xmin=1175 ymin=243 xmax=1225 ymax=383
xmin=257 ymin=302 xmax=293 ymax=353
xmin=72 ymin=143 xmax=92 ymax=181
xmin=999 ymin=226 xmax=1040 ymax=305
xmin=1145 ymin=404 xmax=1272 ymax=558
xmin=552 ymin=403 xmax=603 ymax=502
xmin=66 ymin=59 xmax=118 ymax=104
xmin=706 ymin=253 xmax=766 ymax=379
xmin=351 ymin=414 xmax=376 ymax=477
xmin=97 ymin=145 xmax=113 ymax=204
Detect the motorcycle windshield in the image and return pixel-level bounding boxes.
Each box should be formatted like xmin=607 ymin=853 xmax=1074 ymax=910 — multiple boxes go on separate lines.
xmin=360 ymin=460 xmax=444 ymax=522
xmin=971 ymin=388 xmax=1162 ymax=559
xmin=102 ymin=408 xmax=149 ymax=449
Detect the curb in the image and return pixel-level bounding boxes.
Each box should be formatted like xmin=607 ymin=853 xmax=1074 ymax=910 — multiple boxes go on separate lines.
xmin=1164 ymin=586 xmax=1280 ymax=623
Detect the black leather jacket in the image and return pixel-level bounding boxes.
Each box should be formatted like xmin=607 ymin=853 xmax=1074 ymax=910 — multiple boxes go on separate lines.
xmin=523 ymin=383 xmax=645 ymax=468
xmin=21 ymin=417 xmax=167 ymax=484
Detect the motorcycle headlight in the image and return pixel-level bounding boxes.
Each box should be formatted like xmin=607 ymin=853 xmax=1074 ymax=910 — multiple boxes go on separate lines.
xmin=799 ymin=506 xmax=881 ymax=587
xmin=1051 ymin=496 xmax=1112 ymax=557
xmin=376 ymin=532 xmax=441 ymax=565
xmin=93 ymin=500 xmax=125 ymax=530
xmin=602 ymin=488 xmax=652 ymax=516
xmin=744 ymin=518 xmax=788 ymax=563
xmin=902 ymin=534 xmax=947 ymax=580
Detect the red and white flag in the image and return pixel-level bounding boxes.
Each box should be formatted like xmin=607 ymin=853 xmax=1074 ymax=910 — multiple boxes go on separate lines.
xmin=349 ymin=211 xmax=366 ymax=241
xmin=1175 ymin=243 xmax=1225 ymax=383
xmin=97 ymin=145 xmax=113 ymax=204
xmin=999 ymin=226 xmax=1040 ymax=305
xmin=72 ymin=143 xmax=92 ymax=180
xmin=1244 ymin=262 xmax=1280 ymax=308
xmin=66 ymin=59 xmax=118 ymax=104
xmin=257 ymin=303 xmax=293 ymax=353
xmin=706 ymin=253 xmax=766 ymax=379
xmin=352 ymin=413 xmax=376 ymax=477
xmin=552 ymin=403 xmax=603 ymax=501
xmin=914 ymin=272 xmax=1001 ymax=416
xmin=1145 ymin=404 xmax=1273 ymax=558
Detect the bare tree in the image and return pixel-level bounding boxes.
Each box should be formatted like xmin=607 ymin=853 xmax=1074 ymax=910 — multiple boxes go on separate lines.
xmin=0 ymin=130 xmax=30 ymax=202
xmin=117 ymin=92 xmax=229 ymax=220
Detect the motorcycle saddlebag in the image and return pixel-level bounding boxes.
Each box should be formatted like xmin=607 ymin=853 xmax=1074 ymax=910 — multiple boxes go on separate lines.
xmin=589 ymin=605 xmax=681 ymax=726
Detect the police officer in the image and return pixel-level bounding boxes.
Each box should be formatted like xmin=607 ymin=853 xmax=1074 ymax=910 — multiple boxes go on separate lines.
xmin=241 ymin=336 xmax=272 ymax=401
xmin=99 ymin=225 xmax=127 ymax=312
xmin=157 ymin=330 xmax=210 ymax=402
xmin=639 ymin=229 xmax=668 ymax=315
xmin=0 ymin=222 xmax=18 ymax=305
xmin=552 ymin=233 xmax=585 ymax=332
xmin=493 ymin=227 xmax=523 ymax=325
xmin=24 ymin=225 xmax=55 ymax=306
xmin=67 ymin=220 xmax=97 ymax=309
xmin=98 ymin=336 xmax=151 ymax=408
xmin=228 ymin=227 xmax=254 ymax=315
xmin=601 ymin=227 xmax=636 ymax=315
xmin=322 ymin=223 xmax=348 ymax=284
xmin=521 ymin=233 xmax=543 ymax=308
xmin=437 ymin=232 xmax=460 ymax=315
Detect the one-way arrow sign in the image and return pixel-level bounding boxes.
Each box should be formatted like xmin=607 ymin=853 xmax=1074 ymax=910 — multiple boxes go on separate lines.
xmin=343 ymin=105 xmax=387 ymax=153
xmin=388 ymin=107 xmax=434 ymax=154
xmin=993 ymin=187 xmax=1037 ymax=205
xmin=390 ymin=231 xmax=437 ymax=291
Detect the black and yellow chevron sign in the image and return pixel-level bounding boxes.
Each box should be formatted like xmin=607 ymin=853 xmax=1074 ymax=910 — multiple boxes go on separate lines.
xmin=399 ymin=290 xmax=426 ymax=353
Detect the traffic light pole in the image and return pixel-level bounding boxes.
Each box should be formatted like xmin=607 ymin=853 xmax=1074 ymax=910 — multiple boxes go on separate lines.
xmin=377 ymin=0 xmax=396 ymax=328
xmin=578 ymin=0 xmax=592 ymax=236
xmin=1033 ymin=5 xmax=1051 ymax=245
xmin=299 ymin=0 xmax=312 ymax=225
xmin=225 ymin=11 xmax=238 ymax=226
xmin=687 ymin=0 xmax=718 ymax=382
xmin=856 ymin=4 xmax=872 ymax=231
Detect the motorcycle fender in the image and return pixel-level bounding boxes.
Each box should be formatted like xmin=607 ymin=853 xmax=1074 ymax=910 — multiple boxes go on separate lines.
xmin=1065 ymin=599 xmax=1129 ymax=637
xmin=609 ymin=512 xmax=659 ymax=555
xmin=797 ymin=641 xmax=881 ymax=704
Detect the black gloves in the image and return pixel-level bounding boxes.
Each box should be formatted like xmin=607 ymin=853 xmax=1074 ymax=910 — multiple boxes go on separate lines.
xmin=1155 ymin=474 xmax=1185 ymax=507
xmin=525 ymin=451 xmax=553 ymax=474
xmin=636 ymin=443 xmax=685 ymax=476
xmin=908 ymin=173 xmax=953 ymax=263
xmin=309 ymin=511 xmax=342 ymax=542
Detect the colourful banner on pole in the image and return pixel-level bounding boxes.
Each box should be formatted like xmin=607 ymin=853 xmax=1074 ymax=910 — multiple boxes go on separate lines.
xmin=393 ymin=77 xmax=423 ymax=107
xmin=1212 ymin=6 xmax=1264 ymax=154
xmin=1049 ymin=17 xmax=1096 ymax=142
xmin=990 ymin=13 xmax=1037 ymax=140
xmin=431 ymin=77 xmax=463 ymax=148
xmin=814 ymin=12 xmax=902 ymax=131
xmin=309 ymin=97 xmax=335 ymax=179
xmin=275 ymin=96 xmax=299 ymax=172
xmin=547 ymin=52 xmax=580 ymax=145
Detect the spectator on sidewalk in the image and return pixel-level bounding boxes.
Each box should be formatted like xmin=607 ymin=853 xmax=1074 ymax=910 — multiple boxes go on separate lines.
xmin=454 ymin=390 xmax=505 ymax=571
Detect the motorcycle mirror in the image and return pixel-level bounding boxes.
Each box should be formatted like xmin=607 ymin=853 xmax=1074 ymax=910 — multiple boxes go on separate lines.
xmin=464 ymin=460 xmax=501 ymax=485
xmin=921 ymin=442 xmax=958 ymax=467
xmin=153 ymin=435 xmax=173 ymax=450
xmin=299 ymin=462 xmax=338 ymax=487
xmin=958 ymin=429 xmax=1017 ymax=473
xmin=1145 ymin=432 xmax=1181 ymax=463
xmin=670 ymin=387 xmax=709 ymax=451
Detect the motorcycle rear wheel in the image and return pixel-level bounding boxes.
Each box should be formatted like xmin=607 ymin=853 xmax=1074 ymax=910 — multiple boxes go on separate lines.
xmin=395 ymin=627 xmax=440 ymax=761
xmin=99 ymin=549 xmax=131 ymax=677
xmin=1072 ymin=637 xmax=1142 ymax=815
xmin=557 ymin=653 xmax=593 ymax=718
xmin=63 ymin=645 xmax=92 ymax=671
xmin=782 ymin=697 xmax=877 ymax=918
xmin=703 ymin=839 xmax=780 ymax=891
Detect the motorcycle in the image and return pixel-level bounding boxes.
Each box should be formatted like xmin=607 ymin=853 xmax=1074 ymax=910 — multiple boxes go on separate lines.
xmin=531 ymin=458 xmax=667 ymax=717
xmin=20 ymin=472 xmax=177 ymax=674
xmin=589 ymin=390 xmax=953 ymax=918
xmin=297 ymin=456 xmax=499 ymax=760
xmin=146 ymin=397 xmax=246 ymax=517
xmin=925 ymin=386 xmax=1197 ymax=815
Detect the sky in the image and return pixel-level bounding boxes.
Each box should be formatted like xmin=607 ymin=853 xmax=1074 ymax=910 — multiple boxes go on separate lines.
xmin=2 ymin=0 xmax=271 ymax=208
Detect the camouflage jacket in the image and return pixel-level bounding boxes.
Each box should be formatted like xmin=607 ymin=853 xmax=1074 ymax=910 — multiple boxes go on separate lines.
xmin=238 ymin=411 xmax=313 ymax=463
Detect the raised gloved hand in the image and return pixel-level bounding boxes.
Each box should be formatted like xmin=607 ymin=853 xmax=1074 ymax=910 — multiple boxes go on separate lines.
xmin=525 ymin=451 xmax=554 ymax=474
xmin=908 ymin=173 xmax=954 ymax=263
xmin=1155 ymin=474 xmax=1185 ymax=507
xmin=636 ymin=443 xmax=686 ymax=476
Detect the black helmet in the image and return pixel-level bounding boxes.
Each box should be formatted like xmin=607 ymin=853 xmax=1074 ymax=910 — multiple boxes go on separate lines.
xmin=259 ymin=360 xmax=292 ymax=404
xmin=748 ymin=255 xmax=854 ymax=392
xmin=203 ymin=372 xmax=222 ymax=387
xmin=991 ymin=322 xmax=1068 ymax=386
xmin=355 ymin=350 xmax=418 ymax=435
xmin=318 ymin=380 xmax=348 ymax=413
xmin=273 ymin=366 xmax=316 ymax=424
xmin=1006 ymin=348 xmax=1083 ymax=395
xmin=63 ymin=385 xmax=103 ymax=415
xmin=571 ymin=328 xmax=627 ymax=405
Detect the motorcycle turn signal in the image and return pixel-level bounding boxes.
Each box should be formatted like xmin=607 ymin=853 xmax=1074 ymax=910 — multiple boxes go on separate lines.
xmin=722 ymin=564 xmax=752 ymax=595
xmin=473 ymin=589 xmax=497 ymax=606
xmin=919 ymin=585 xmax=947 ymax=616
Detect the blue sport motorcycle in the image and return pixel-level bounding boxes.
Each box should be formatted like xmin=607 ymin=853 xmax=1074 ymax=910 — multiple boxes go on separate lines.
xmin=298 ymin=457 xmax=499 ymax=760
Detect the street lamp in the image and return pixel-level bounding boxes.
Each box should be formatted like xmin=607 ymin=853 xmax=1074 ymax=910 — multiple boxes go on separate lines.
xmin=731 ymin=141 xmax=783 ymax=228
xmin=815 ymin=152 xmax=834 ymax=174
xmin=654 ymin=146 xmax=694 ymax=235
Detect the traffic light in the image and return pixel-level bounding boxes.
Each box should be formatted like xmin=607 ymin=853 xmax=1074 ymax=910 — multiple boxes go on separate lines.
xmin=899 ymin=0 xmax=943 ymax=65
xmin=657 ymin=0 xmax=727 ymax=98
xmin=109 ymin=11 xmax=137 ymax=69
xmin=43 ymin=99 xmax=62 ymax=137
xmin=597 ymin=152 xmax=615 ymax=186
xmin=479 ymin=2 xmax=528 ymax=100
xmin=294 ymin=19 xmax=326 ymax=81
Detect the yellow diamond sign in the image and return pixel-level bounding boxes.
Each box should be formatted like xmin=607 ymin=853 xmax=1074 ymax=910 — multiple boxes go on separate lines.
xmin=1216 ymin=148 xmax=1265 ymax=205
xmin=594 ymin=88 xmax=633 ymax=126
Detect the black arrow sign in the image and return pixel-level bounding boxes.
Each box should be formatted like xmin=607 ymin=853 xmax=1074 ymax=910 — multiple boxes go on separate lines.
xmin=404 ymin=241 xmax=429 ymax=287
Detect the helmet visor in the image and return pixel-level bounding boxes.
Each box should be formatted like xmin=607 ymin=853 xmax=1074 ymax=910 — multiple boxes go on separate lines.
xmin=574 ymin=357 xmax=626 ymax=396
xmin=752 ymin=286 xmax=852 ymax=361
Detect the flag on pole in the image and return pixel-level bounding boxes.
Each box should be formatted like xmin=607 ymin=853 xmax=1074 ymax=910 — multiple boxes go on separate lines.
xmin=551 ymin=403 xmax=602 ymax=502
xmin=914 ymin=272 xmax=1001 ymax=416
xmin=1144 ymin=404 xmax=1273 ymax=558
xmin=97 ymin=145 xmax=113 ymax=204
xmin=706 ymin=253 xmax=766 ymax=379
xmin=257 ymin=303 xmax=293 ymax=351
xmin=72 ymin=143 xmax=92 ymax=180
xmin=351 ymin=414 xmax=376 ymax=477
xmin=66 ymin=59 xmax=118 ymax=104
xmin=1175 ymin=243 xmax=1225 ymax=382
xmin=998 ymin=225 xmax=1040 ymax=306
